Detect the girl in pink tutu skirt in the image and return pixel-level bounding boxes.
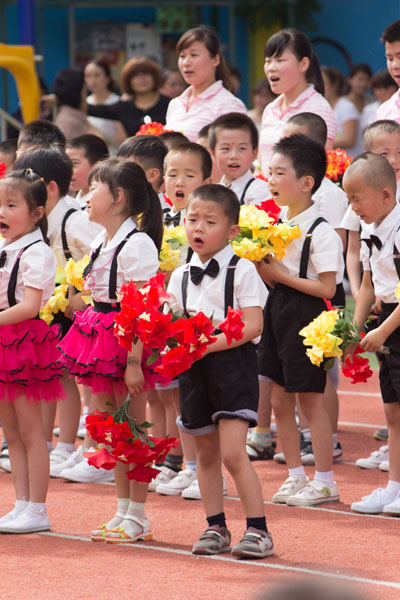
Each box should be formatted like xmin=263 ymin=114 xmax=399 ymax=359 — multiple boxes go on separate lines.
xmin=0 ymin=169 xmax=65 ymax=534
xmin=58 ymin=159 xmax=163 ymax=543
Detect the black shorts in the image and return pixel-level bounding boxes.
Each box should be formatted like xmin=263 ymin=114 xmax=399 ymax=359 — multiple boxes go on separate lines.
xmin=258 ymin=284 xmax=327 ymax=394
xmin=377 ymin=303 xmax=400 ymax=405
xmin=178 ymin=342 xmax=259 ymax=436
xmin=52 ymin=310 xmax=73 ymax=338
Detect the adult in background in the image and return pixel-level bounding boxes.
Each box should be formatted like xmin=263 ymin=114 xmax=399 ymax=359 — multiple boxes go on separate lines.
xmin=165 ymin=26 xmax=247 ymax=142
xmin=160 ymin=68 xmax=187 ymax=99
xmin=247 ymin=80 xmax=277 ymax=132
xmin=259 ymin=28 xmax=337 ymax=174
xmin=54 ymin=68 xmax=103 ymax=142
xmin=87 ymin=57 xmax=170 ymax=137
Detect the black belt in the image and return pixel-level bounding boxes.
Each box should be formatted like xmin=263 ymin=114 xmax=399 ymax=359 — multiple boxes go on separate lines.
xmin=93 ymin=301 xmax=121 ymax=314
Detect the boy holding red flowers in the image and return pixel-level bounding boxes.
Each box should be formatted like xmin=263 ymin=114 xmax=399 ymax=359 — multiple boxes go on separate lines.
xmin=167 ymin=183 xmax=272 ymax=559
xmin=343 ymin=152 xmax=400 ymax=516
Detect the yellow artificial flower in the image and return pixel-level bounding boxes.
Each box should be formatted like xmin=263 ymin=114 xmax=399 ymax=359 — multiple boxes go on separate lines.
xmin=232 ymin=238 xmax=269 ymax=262
xmin=306 ymin=346 xmax=325 ymax=367
xmin=263 ymin=223 xmax=301 ymax=260
xmin=164 ymin=225 xmax=187 ymax=246
xmin=159 ymin=241 xmax=180 ymax=271
xmin=239 ymin=205 xmax=275 ymax=231
xmin=55 ymin=264 xmax=67 ymax=285
xmin=300 ymin=309 xmax=343 ymax=366
xmin=40 ymin=284 xmax=69 ymax=325
xmin=395 ymin=281 xmax=400 ymax=303
xmin=65 ymin=255 xmax=90 ymax=291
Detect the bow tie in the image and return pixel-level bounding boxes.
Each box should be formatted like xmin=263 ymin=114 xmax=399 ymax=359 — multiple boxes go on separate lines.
xmin=361 ymin=234 xmax=382 ymax=256
xmin=164 ymin=212 xmax=181 ymax=227
xmin=0 ymin=250 xmax=6 ymax=269
xmin=82 ymin=243 xmax=102 ymax=278
xmin=190 ymin=258 xmax=219 ymax=285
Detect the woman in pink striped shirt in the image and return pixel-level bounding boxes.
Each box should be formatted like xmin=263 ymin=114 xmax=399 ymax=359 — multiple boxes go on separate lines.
xmin=259 ymin=29 xmax=337 ymax=174
xmin=166 ymin=26 xmax=247 ymax=142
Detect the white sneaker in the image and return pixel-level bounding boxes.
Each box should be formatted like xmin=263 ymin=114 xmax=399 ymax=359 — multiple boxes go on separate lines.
xmin=49 ymin=446 xmax=74 ymax=477
xmin=0 ymin=458 xmax=11 ymax=472
xmin=355 ymin=445 xmax=388 ymax=469
xmin=60 ymin=449 xmax=114 ymax=483
xmin=272 ymin=475 xmax=309 ymax=504
xmin=379 ymin=460 xmax=390 ymax=472
xmin=53 ymin=427 xmax=60 ymax=437
xmin=286 ymin=479 xmax=340 ymax=506
xmin=148 ymin=466 xmax=178 ymax=492
xmin=182 ymin=476 xmax=228 ymax=500
xmin=0 ymin=503 xmax=27 ymax=526
xmin=0 ymin=509 xmax=50 ymax=533
xmin=51 ymin=446 xmax=84 ymax=478
xmin=351 ymin=487 xmax=396 ymax=514
xmin=156 ymin=469 xmax=197 ymax=495
xmin=77 ymin=414 xmax=87 ymax=439
xmin=273 ymin=451 xmax=286 ymax=464
xmin=383 ymin=490 xmax=400 ymax=516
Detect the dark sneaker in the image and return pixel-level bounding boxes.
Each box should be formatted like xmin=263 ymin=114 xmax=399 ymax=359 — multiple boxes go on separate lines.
xmin=231 ymin=528 xmax=274 ymax=559
xmin=192 ymin=525 xmax=231 ymax=555
xmin=246 ymin=440 xmax=276 ymax=461
xmin=333 ymin=441 xmax=343 ymax=463
xmin=373 ymin=428 xmax=388 ymax=441
xmin=300 ymin=440 xmax=315 ymax=466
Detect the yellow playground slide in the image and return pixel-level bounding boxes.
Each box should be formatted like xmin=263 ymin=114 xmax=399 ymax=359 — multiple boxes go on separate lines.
xmin=0 ymin=43 xmax=39 ymax=124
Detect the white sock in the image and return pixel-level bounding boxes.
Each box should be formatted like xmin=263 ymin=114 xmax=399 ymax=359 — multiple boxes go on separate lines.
xmin=56 ymin=442 xmax=74 ymax=453
xmin=27 ymin=501 xmax=47 ymax=515
xmin=301 ymin=428 xmax=312 ymax=442
xmin=387 ymin=480 xmax=400 ymax=496
xmin=289 ymin=466 xmax=307 ymax=479
xmin=332 ymin=434 xmax=338 ymax=448
xmin=315 ymin=471 xmax=334 ymax=485
xmin=117 ymin=498 xmax=129 ymax=517
xmin=15 ymin=500 xmax=28 ymax=514
xmin=127 ymin=500 xmax=145 ymax=519
xmin=46 ymin=442 xmax=53 ymax=453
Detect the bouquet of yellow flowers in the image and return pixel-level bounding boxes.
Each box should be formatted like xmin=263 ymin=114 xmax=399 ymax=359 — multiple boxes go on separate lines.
xmin=159 ymin=226 xmax=187 ymax=271
xmin=40 ymin=284 xmax=69 ymax=325
xmin=232 ymin=203 xmax=301 ymax=262
xmin=65 ymin=255 xmax=90 ymax=291
xmin=299 ymin=306 xmax=343 ymax=367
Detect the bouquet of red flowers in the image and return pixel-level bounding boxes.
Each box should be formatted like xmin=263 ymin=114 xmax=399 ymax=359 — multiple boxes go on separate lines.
xmin=113 ymin=272 xmax=245 ymax=384
xmin=85 ymin=399 xmax=179 ymax=483
xmin=136 ymin=120 xmax=173 ymax=136
xmin=326 ymin=149 xmax=352 ymax=188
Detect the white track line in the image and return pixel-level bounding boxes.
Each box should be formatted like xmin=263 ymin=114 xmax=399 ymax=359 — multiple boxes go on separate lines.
xmin=338 ymin=390 xmax=381 ymax=397
xmin=39 ymin=530 xmax=400 ymax=591
xmin=338 ymin=421 xmax=385 ymax=429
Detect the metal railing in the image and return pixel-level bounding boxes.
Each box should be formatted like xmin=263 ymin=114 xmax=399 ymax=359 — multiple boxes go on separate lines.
xmin=0 ymin=107 xmax=22 ymax=141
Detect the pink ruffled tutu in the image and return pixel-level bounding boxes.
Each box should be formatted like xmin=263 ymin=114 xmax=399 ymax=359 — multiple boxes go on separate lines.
xmin=58 ymin=306 xmax=128 ymax=395
xmin=0 ymin=319 xmax=65 ymax=402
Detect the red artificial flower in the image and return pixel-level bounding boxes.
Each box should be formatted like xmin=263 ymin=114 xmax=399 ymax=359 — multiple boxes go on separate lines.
xmin=324 ymin=299 xmax=336 ymax=311
xmin=156 ymin=345 xmax=193 ymax=379
xmin=138 ymin=310 xmax=174 ymax=349
xmin=84 ymin=447 xmax=116 ymax=470
xmin=142 ymin=273 xmax=170 ymax=310
xmin=219 ymin=307 xmax=245 ymax=346
xmin=255 ymin=173 xmax=268 ymax=182
xmin=342 ymin=352 xmax=373 ymax=384
xmin=136 ymin=122 xmax=173 ymax=136
xmin=150 ymin=436 xmax=180 ymax=463
xmin=163 ymin=194 xmax=173 ymax=207
xmin=182 ymin=311 xmax=216 ymax=346
xmin=126 ymin=464 xmax=161 ymax=483
xmin=255 ymin=199 xmax=280 ymax=224
xmin=0 ymin=162 xmax=6 ymax=179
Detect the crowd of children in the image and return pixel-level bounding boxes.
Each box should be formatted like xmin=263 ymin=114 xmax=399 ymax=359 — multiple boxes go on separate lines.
xmin=0 ymin=19 xmax=400 ymax=559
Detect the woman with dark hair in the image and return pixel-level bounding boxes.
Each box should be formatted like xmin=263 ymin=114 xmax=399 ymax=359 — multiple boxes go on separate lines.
xmin=84 ymin=59 xmax=126 ymax=149
xmin=165 ymin=26 xmax=247 ymax=141
xmin=54 ymin=68 xmax=103 ymax=142
xmin=87 ymin=57 xmax=170 ymax=137
xmin=259 ymin=28 xmax=337 ymax=173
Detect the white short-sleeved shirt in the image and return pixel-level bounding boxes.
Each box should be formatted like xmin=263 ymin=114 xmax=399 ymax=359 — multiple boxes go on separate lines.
xmin=167 ymin=243 xmax=268 ymax=342
xmin=85 ymin=217 xmax=159 ymax=303
xmin=0 ymin=228 xmax=57 ymax=309
xmin=259 ymin=85 xmax=337 ymax=174
xmin=47 ymin=196 xmax=96 ymax=268
xmin=360 ymin=203 xmax=400 ymax=302
xmin=340 ymin=204 xmax=360 ymax=232
xmin=165 ymin=80 xmax=247 ymax=142
xmin=376 ymin=89 xmax=400 ymax=123
xmin=334 ymin=97 xmax=364 ymax=158
xmin=312 ymin=177 xmax=349 ymax=229
xmin=279 ymin=203 xmax=344 ymax=283
xmin=220 ymin=170 xmax=270 ymax=205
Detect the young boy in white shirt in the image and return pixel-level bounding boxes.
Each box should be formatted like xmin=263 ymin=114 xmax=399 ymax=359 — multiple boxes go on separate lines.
xmin=168 ymin=183 xmax=272 ymax=558
xmin=343 ymin=153 xmax=400 ymax=515
xmin=66 ymin=134 xmax=109 ymax=209
xmin=209 ymin=113 xmax=270 ymax=205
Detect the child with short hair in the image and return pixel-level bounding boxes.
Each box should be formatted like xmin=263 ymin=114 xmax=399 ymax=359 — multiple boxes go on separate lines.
xmin=376 ymin=21 xmax=400 ymax=122
xmin=167 ymin=183 xmax=272 ymax=558
xmin=66 ymin=134 xmax=109 ymax=208
xmin=257 ymin=134 xmax=343 ymax=506
xmin=17 ymin=119 xmax=66 ymax=154
xmin=342 ymin=153 xmax=400 ymax=515
xmin=14 ymin=147 xmax=99 ymax=481
xmin=0 ymin=139 xmax=17 ymax=172
xmin=197 ymin=124 xmax=224 ymax=184
xmin=158 ymin=131 xmax=188 ymax=149
xmin=209 ymin=112 xmax=270 ymax=205
xmin=150 ymin=141 xmax=213 ymax=498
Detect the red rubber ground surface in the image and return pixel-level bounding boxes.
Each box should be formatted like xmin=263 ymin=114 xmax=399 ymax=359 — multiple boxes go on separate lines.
xmin=1 ymin=371 xmax=399 ymax=600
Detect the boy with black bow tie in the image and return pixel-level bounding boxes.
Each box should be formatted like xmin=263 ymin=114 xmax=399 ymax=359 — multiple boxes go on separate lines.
xmin=167 ymin=183 xmax=272 ymax=560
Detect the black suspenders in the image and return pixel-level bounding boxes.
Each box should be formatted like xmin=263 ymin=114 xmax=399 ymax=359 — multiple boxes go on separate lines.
xmin=7 ymin=240 xmax=42 ymax=307
xmin=61 ymin=208 xmax=77 ymax=261
xmin=181 ymin=254 xmax=241 ymax=319
xmin=239 ymin=178 xmax=255 ymax=205
xmin=299 ymin=217 xmax=327 ymax=279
